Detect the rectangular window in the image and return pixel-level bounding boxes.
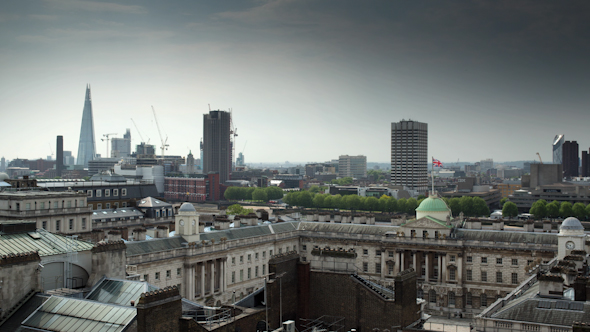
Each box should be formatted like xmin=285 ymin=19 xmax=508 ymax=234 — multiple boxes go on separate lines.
xmin=156 ymin=210 xmax=160 ymax=218
xmin=262 ymin=264 xmax=266 ymax=275
xmin=121 ymin=188 xmax=127 ymax=196
xmin=302 ymin=257 xmax=306 ymax=262
xmin=376 ymin=263 xmax=381 ymax=273
xmin=54 ymin=202 xmax=59 ymax=209
xmin=481 ymin=271 xmax=487 ymax=282
xmin=450 ymin=255 xmax=456 ymax=262
xmin=56 ymin=220 xmax=61 ymax=232
xmin=255 ymin=266 xmax=259 ymax=277
xmin=96 ymin=190 xmax=102 ymax=197
xmin=106 ymin=203 xmax=110 ymax=209
xmin=363 ymin=262 xmax=368 ymax=272
xmin=450 ymin=268 xmax=456 ymax=280
xmin=79 ymin=200 xmax=84 ymax=207
xmin=232 ymin=271 xmax=235 ymax=283
xmin=389 ymin=251 xmax=394 ymax=258
xmin=42 ymin=221 xmax=47 ymax=229
xmin=512 ymin=272 xmax=518 ymax=284
xmin=496 ymin=258 xmax=503 ymax=265
xmin=144 ymin=274 xmax=149 ymax=282
xmin=97 ymin=203 xmax=102 ymax=209
xmin=512 ymin=258 xmax=518 ymax=266
xmin=82 ymin=218 xmax=86 ymax=229
xmin=467 ymin=256 xmax=472 ymax=263
xmin=286 ymin=246 xmax=290 ymax=252
xmin=105 ymin=189 xmax=110 ymax=197
xmin=69 ymin=219 xmax=74 ymax=230
xmin=40 ymin=202 xmax=45 ymax=209
xmin=388 ymin=264 xmax=394 ymax=275
xmin=232 ymin=257 xmax=236 ymax=265
xmin=87 ymin=190 xmax=93 ymax=197
xmin=255 ymin=253 xmax=259 ymax=259
xmin=363 ymin=249 xmax=368 ymax=255
xmin=481 ymin=257 xmax=487 ymax=264
xmin=293 ymin=245 xmax=297 ymax=252
xmin=466 ymin=293 xmax=472 ymax=306
xmin=496 ymin=272 xmax=502 ymax=283
xmin=67 ymin=201 xmax=72 ymax=208
xmin=240 ymin=270 xmax=243 ymax=281
xmin=166 ymin=270 xmax=171 ymax=278
xmin=270 ymin=250 xmax=273 ymax=256
xmin=122 ymin=202 xmax=127 ymax=207
xmin=26 ymin=203 xmax=31 ymax=210
xmin=248 ymin=254 xmax=251 ymax=261
xmin=263 ymin=251 xmax=266 ymax=258
xmin=155 ymin=272 xmax=160 ymax=280
xmin=466 ymin=270 xmax=472 ymax=281
xmin=113 ymin=189 xmax=119 ymax=196
xmin=177 ymin=268 xmax=181 ymax=276
xmin=376 ymin=250 xmax=381 ymax=256
xmin=240 ymin=256 xmax=243 ymax=263
xmin=248 ymin=268 xmax=251 ymax=279
xmin=279 ymin=248 xmax=282 ymax=254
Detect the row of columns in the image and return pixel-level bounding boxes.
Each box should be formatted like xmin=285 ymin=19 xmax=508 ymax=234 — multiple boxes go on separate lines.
xmin=185 ymin=258 xmax=226 ymax=301
xmin=386 ymin=250 xmax=462 ymax=284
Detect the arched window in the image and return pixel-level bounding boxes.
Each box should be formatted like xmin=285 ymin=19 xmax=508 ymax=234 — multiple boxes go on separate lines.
xmin=448 ymin=292 xmax=456 ymax=306
xmin=429 ymin=290 xmax=437 ymax=303
xmin=481 ymin=293 xmax=488 ymax=307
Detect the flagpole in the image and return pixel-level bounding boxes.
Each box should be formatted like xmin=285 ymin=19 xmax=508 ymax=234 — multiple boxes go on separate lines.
xmin=431 ymin=156 xmax=435 ymax=196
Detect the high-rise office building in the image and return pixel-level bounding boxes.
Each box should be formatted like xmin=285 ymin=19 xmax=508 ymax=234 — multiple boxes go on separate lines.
xmin=563 ymin=140 xmax=579 ymax=178
xmin=111 ymin=129 xmax=131 ymax=157
xmin=391 ymin=120 xmax=428 ymax=193
xmin=581 ymin=149 xmax=590 ymax=177
xmin=56 ymin=136 xmax=64 ymax=177
xmin=203 ymin=110 xmax=231 ymax=184
xmin=0 ymin=157 xmax=5 ymax=172
xmin=76 ymin=85 xmax=96 ymax=168
xmin=338 ymin=155 xmax=367 ymax=178
xmin=553 ymin=134 xmax=564 ymax=164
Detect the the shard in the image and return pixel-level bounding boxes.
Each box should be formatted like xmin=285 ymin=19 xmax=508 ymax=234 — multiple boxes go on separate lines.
xmin=76 ymin=84 xmax=96 ymax=168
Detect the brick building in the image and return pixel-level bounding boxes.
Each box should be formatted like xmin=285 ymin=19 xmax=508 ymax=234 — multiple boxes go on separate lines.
xmin=164 ymin=173 xmax=221 ymax=202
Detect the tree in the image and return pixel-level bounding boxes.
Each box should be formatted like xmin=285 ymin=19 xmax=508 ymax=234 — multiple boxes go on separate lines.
xmin=572 ymin=203 xmax=587 ymax=220
xmin=460 ymin=196 xmax=475 ymax=216
xmin=331 ymin=177 xmax=353 ymax=185
xmin=586 ymin=204 xmax=590 ymax=220
xmin=365 ymin=196 xmax=379 ymax=212
xmin=298 ymin=191 xmax=313 ymax=208
xmin=323 ymin=195 xmax=333 ymax=209
xmin=386 ymin=196 xmax=397 ymax=213
xmin=332 ymin=195 xmax=343 ymax=209
xmin=529 ymin=200 xmax=547 ymax=220
xmin=313 ymin=193 xmax=326 ymax=208
xmin=547 ymin=202 xmax=560 ymax=220
xmin=559 ymin=202 xmax=573 ymax=218
xmin=308 ymin=185 xmax=322 ymax=194
xmin=224 ymin=187 xmax=239 ymax=200
xmin=406 ymin=198 xmax=418 ymax=214
xmin=265 ymin=186 xmax=284 ymax=200
xmin=500 ymin=197 xmax=508 ymax=207
xmin=397 ymin=198 xmax=407 ymax=214
xmin=449 ymin=198 xmax=461 ymax=216
xmin=283 ymin=192 xmax=298 ymax=206
xmin=502 ymin=202 xmax=518 ymax=218
xmin=378 ymin=195 xmax=390 ymax=212
xmin=344 ymin=195 xmax=361 ymax=211
xmin=472 ymin=197 xmax=490 ymax=217
xmin=252 ymin=188 xmax=268 ymax=202
xmin=226 ymin=204 xmax=253 ymax=216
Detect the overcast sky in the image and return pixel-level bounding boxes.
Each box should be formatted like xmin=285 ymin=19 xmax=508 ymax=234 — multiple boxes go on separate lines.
xmin=1 ymin=0 xmax=589 ymax=164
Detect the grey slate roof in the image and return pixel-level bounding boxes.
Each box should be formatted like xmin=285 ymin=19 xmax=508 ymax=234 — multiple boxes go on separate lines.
xmin=137 ymin=196 xmax=171 ymax=208
xmin=0 ymin=230 xmax=94 ymax=256
xmin=297 ymin=221 xmax=397 ymax=236
xmin=92 ymin=208 xmax=144 ymax=222
xmin=126 ymin=236 xmax=185 ymax=256
xmin=85 ymin=278 xmax=158 ymax=306
xmin=456 ymin=229 xmax=557 ymax=245
xmin=491 ymin=296 xmax=590 ymax=326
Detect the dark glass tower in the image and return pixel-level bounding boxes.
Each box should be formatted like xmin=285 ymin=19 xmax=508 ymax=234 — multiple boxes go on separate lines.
xmin=203 ymin=110 xmax=231 ymax=183
xmin=391 ymin=120 xmax=428 ymax=193
xmin=76 ymin=85 xmax=96 ymax=168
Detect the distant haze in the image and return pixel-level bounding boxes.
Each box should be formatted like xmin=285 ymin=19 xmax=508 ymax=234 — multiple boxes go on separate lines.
xmin=1 ymin=1 xmax=589 ymax=163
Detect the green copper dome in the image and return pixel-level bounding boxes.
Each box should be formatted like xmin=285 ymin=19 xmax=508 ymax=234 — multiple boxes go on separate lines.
xmin=416 ymin=196 xmax=450 ymax=212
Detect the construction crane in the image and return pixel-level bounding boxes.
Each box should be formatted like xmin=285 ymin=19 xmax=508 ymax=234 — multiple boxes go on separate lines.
xmin=152 ymin=106 xmax=169 ymax=158
xmin=536 ymin=152 xmax=543 ymax=164
xmin=130 ymin=118 xmax=149 ymax=144
xmin=101 ymin=133 xmax=118 ymax=157
xmin=47 ymin=143 xmax=54 ymax=159
xmin=229 ymin=108 xmax=238 ymax=171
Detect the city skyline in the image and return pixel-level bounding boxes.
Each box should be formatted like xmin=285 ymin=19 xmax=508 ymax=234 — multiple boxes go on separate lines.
xmin=1 ymin=1 xmax=590 ymax=163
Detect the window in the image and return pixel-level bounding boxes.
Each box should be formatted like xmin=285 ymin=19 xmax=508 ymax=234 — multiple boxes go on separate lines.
xmin=466 ymin=270 xmax=472 ymax=281
xmin=512 ymin=258 xmax=518 ymax=266
xmin=449 ymin=268 xmax=456 ymax=281
xmin=106 ymin=203 xmax=110 ymax=209
xmin=26 ymin=203 xmax=31 ymax=210
xmin=177 ymin=268 xmax=181 ymax=276
xmin=481 ymin=257 xmax=487 ymax=264
xmin=376 ymin=263 xmax=381 ymax=273
xmin=423 ymin=230 xmax=428 ymax=238
xmin=240 ymin=270 xmax=243 ymax=281
xmin=232 ymin=257 xmax=236 ymax=265
xmin=67 ymin=201 xmax=72 ymax=208
xmin=481 ymin=294 xmax=488 ymax=307
xmin=389 ymin=251 xmax=394 ymax=258
xmin=232 ymin=271 xmax=235 ymax=283
xmin=168 ymin=209 xmax=172 ymax=216
xmin=262 ymin=264 xmax=266 ymax=275
xmin=363 ymin=249 xmax=368 ymax=255
xmin=69 ymin=219 xmax=74 ymax=230
xmin=279 ymin=248 xmax=282 ymax=254
xmin=388 ymin=264 xmax=394 ymax=275
xmin=496 ymin=271 xmax=502 ymax=283
xmin=496 ymin=258 xmax=503 ymax=265
xmin=166 ymin=270 xmax=171 ymax=278
xmin=376 ymin=250 xmax=381 ymax=256
xmin=54 ymin=202 xmax=58 ymax=209
xmin=56 ymin=220 xmax=61 ymax=231
xmin=42 ymin=221 xmax=47 ymax=230
xmin=270 ymin=250 xmax=273 ymax=256
xmin=466 ymin=293 xmax=472 ymax=306
xmin=467 ymin=256 xmax=472 ymax=263
xmin=122 ymin=202 xmax=127 ymax=207
xmin=79 ymin=200 xmax=84 ymax=207
xmin=114 ymin=202 xmax=119 ymax=208
xmin=448 ymin=292 xmax=456 ymax=306
xmin=248 ymin=254 xmax=251 ymax=261
xmin=240 ymin=256 xmax=243 ymax=263
xmin=302 ymin=257 xmax=306 ymax=262
xmin=97 ymin=203 xmax=102 ymax=209
xmin=113 ymin=189 xmax=119 ymax=196
xmin=363 ymin=262 xmax=368 ymax=272
xmin=417 ymin=289 xmax=424 ymax=299
xmin=293 ymin=245 xmax=297 ymax=252
xmin=450 ymin=255 xmax=456 ymax=262
xmin=156 ymin=210 xmax=160 ymax=218
xmin=302 ymin=245 xmax=307 ymax=251
xmin=255 ymin=266 xmax=259 ymax=277
xmin=411 ymin=230 xmax=416 ymax=238
xmin=429 ymin=290 xmax=436 ymax=303
xmin=286 ymin=246 xmax=290 ymax=252
xmin=121 ymin=188 xmax=127 ymax=196
xmin=263 ymin=251 xmax=266 ymax=258
xmin=481 ymin=271 xmax=487 ymax=282
xmin=255 ymin=253 xmax=259 ymax=259
xmin=87 ymin=190 xmax=93 ymax=197
xmin=40 ymin=202 xmax=45 ymax=209
xmin=434 ymin=231 xmax=439 ymax=238
xmin=144 ymin=274 xmax=149 ymax=282
xmin=105 ymin=189 xmax=110 ymax=197
xmin=512 ymin=272 xmax=518 ymax=284
xmin=155 ymin=272 xmax=160 ymax=280
xmin=82 ymin=218 xmax=86 ymax=230
xmin=96 ymin=190 xmax=102 ymax=197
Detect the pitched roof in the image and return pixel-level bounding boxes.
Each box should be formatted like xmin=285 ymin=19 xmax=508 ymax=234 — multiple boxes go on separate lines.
xmin=0 ymin=230 xmax=94 ymax=256
xmin=85 ymin=278 xmax=158 ymax=306
xmin=401 ymin=216 xmax=452 ymax=229
xmin=136 ymin=197 xmax=171 ymax=208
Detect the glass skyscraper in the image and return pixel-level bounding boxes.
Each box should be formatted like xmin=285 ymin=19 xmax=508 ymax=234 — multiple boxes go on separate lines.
xmin=76 ymin=85 xmax=96 ymax=168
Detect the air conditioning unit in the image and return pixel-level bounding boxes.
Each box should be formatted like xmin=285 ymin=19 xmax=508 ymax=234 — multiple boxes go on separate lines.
xmin=283 ymin=320 xmax=295 ymax=332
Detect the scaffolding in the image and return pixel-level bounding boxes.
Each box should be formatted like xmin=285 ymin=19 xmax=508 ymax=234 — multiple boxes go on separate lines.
xmin=300 ymin=315 xmax=345 ymax=332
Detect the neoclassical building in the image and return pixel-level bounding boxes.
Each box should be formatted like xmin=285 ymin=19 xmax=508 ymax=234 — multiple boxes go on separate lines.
xmin=124 ymin=197 xmax=582 ymax=317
